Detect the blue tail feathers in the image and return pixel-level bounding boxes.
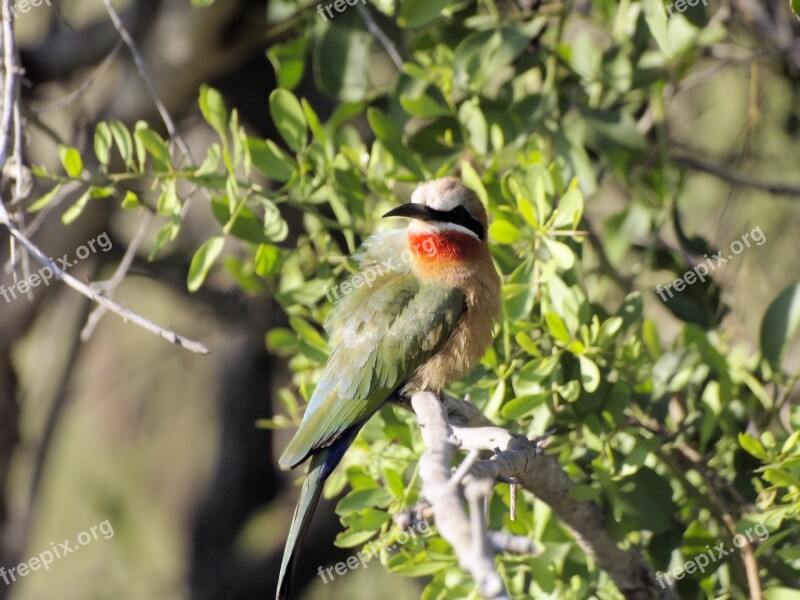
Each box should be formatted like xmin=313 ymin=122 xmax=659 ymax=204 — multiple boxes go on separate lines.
xmin=275 ymin=423 xmax=365 ymax=600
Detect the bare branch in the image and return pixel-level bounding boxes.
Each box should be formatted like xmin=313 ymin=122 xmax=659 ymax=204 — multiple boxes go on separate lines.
xmin=0 ymin=206 xmax=210 ymax=354
xmin=0 ymin=0 xmax=20 ymax=169
xmin=355 ymin=3 xmax=404 ymax=71
xmin=411 ymin=391 xmax=509 ymax=600
xmin=674 ymin=151 xmax=800 ymax=197
xmin=430 ymin=393 xmax=678 ymax=600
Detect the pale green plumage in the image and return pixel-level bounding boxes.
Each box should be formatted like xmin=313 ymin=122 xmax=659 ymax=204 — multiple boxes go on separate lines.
xmin=278 ymin=230 xmax=466 ymax=470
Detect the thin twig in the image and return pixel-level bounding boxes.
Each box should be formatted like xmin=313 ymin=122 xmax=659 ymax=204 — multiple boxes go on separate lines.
xmin=101 ymin=0 xmax=193 ymax=163
xmin=34 ymin=41 xmax=124 ymax=114
xmin=449 ymin=448 xmax=479 ymax=487
xmin=776 ymin=366 xmax=800 ymax=414
xmin=509 ymin=477 xmax=517 ymax=521
xmin=355 ymin=2 xmax=404 ymax=70
xmin=0 ymin=0 xmax=19 ymax=168
xmin=674 ymin=151 xmax=800 ymax=197
xmin=80 ymin=210 xmax=155 ymax=341
xmin=0 ymin=209 xmax=210 ymax=354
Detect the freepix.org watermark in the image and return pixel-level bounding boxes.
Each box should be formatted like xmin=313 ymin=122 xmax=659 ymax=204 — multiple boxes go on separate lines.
xmin=316 ymin=0 xmax=366 ymax=21
xmin=656 ymin=522 xmax=768 ymax=588
xmin=656 ymin=226 xmax=765 ymax=302
xmin=10 ymin=0 xmax=52 ymax=19
xmin=659 ymin=0 xmax=708 ymax=20
xmin=0 ymin=519 xmax=114 ymax=586
xmin=317 ymin=519 xmax=432 ymax=584
xmin=324 ymin=236 xmax=438 ymax=303
xmin=1 ymin=232 xmax=112 ymax=303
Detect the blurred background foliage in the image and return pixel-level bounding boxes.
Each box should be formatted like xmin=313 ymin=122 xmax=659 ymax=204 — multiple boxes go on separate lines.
xmin=1 ymin=0 xmax=800 ymax=599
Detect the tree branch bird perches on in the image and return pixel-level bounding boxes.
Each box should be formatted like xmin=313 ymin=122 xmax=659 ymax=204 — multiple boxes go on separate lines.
xmin=276 ymin=178 xmax=502 ymax=600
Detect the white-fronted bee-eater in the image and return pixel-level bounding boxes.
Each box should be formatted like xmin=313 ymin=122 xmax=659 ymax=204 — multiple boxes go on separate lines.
xmin=276 ymin=177 xmax=502 ymax=599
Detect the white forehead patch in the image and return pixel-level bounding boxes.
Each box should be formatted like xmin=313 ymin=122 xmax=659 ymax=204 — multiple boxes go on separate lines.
xmin=411 ymin=180 xmax=462 ymax=212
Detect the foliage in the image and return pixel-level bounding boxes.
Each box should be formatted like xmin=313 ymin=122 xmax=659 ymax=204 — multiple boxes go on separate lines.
xmin=28 ymin=0 xmax=800 ymax=598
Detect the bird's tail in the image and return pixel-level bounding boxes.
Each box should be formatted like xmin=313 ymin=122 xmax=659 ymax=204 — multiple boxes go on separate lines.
xmin=276 ymin=450 xmax=328 ymax=600
xmin=276 ymin=423 xmax=367 ymax=600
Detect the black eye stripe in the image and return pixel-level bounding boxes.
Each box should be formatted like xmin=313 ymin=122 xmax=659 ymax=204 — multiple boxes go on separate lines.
xmin=425 ymin=205 xmax=485 ymax=241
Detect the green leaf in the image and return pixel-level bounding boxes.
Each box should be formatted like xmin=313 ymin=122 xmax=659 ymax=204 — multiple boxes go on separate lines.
xmin=94 ymin=122 xmax=113 ymax=166
xmin=513 ymin=355 xmax=559 ymax=395
xmin=269 ymin=89 xmax=307 ymax=153
xmin=489 ymin=220 xmax=521 ymax=244
xmin=792 ymin=0 xmax=800 ymax=19
xmin=398 ymin=0 xmax=452 ymax=28
xmin=545 ymin=312 xmax=571 ymax=344
xmin=28 ymin=184 xmax=63 ymax=212
xmin=342 ymin=508 xmax=391 ymax=532
xmin=760 ymin=283 xmax=800 ymax=366
xmin=460 ymin=161 xmax=488 ymax=206
xmin=266 ymin=328 xmax=297 ymax=357
xmin=301 ymin=99 xmax=327 ymax=146
xmin=389 ymin=559 xmax=452 ymax=577
xmin=247 ymin=138 xmax=296 ymax=182
xmin=542 ymin=238 xmax=575 ymax=270
xmin=501 ymin=393 xmax=548 ymax=420
xmin=552 ymin=187 xmax=583 ymax=229
xmin=617 ymin=467 xmax=678 ymax=534
xmin=503 ymin=283 xmax=536 ymax=321
xmin=255 ymin=244 xmax=282 ymax=277
xmin=458 ymin=98 xmax=488 ymax=155
xmin=568 ymin=484 xmax=601 ymax=502
xmin=267 ymin=36 xmax=308 ymax=91
xmin=188 ymin=234 xmax=225 ymax=292
xmin=149 ymin=222 xmax=179 ymax=260
xmin=156 ymin=180 xmax=178 ymax=216
xmin=290 ymin=316 xmax=329 ymax=354
xmin=739 ymin=433 xmax=767 ymax=461
xmin=334 ymin=529 xmax=378 ymax=548
xmin=109 ymin=120 xmax=133 ymax=166
xmin=337 ymin=487 xmax=394 ymax=514
xmin=764 ymin=588 xmax=800 ymax=600
xmin=61 ymin=189 xmax=92 ymax=224
xmin=135 ymin=123 xmax=172 ymax=170
xmin=261 ymin=198 xmax=289 ymax=242
xmin=400 ymin=93 xmax=450 ymax=118
xmin=121 ymin=190 xmax=141 ymax=210
xmin=199 ymin=85 xmax=228 ymax=139
xmin=314 ymin=27 xmax=372 ymax=102
xmin=211 ymin=197 xmax=271 ymax=244
xmin=367 ymin=107 xmax=425 ymax=179
xmin=58 ymin=145 xmax=83 ymax=178
xmin=578 ymin=355 xmax=600 ymax=393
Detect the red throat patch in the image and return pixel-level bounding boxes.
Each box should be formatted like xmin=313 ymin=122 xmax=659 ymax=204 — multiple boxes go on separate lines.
xmin=407 ymin=230 xmax=481 ymax=265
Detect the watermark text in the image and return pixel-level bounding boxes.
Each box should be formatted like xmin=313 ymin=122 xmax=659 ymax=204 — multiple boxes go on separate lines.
xmin=656 ymin=226 xmax=765 ymax=302
xmin=656 ymin=523 xmax=768 ymax=588
xmin=1 ymin=232 xmax=113 ymax=304
xmin=317 ymin=519 xmax=432 ymax=584
xmin=325 ymin=236 xmax=439 ymax=303
xmin=0 ymin=519 xmax=114 ymax=586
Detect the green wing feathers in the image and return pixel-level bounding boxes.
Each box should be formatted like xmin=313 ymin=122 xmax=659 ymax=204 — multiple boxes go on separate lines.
xmin=278 ymin=232 xmax=466 ymax=470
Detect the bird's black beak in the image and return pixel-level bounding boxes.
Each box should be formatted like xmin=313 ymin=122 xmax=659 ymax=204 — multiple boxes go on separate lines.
xmin=382 ymin=203 xmax=434 ymax=221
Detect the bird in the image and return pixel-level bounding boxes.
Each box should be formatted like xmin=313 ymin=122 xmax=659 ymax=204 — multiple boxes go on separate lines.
xmin=276 ymin=176 xmax=502 ymax=600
